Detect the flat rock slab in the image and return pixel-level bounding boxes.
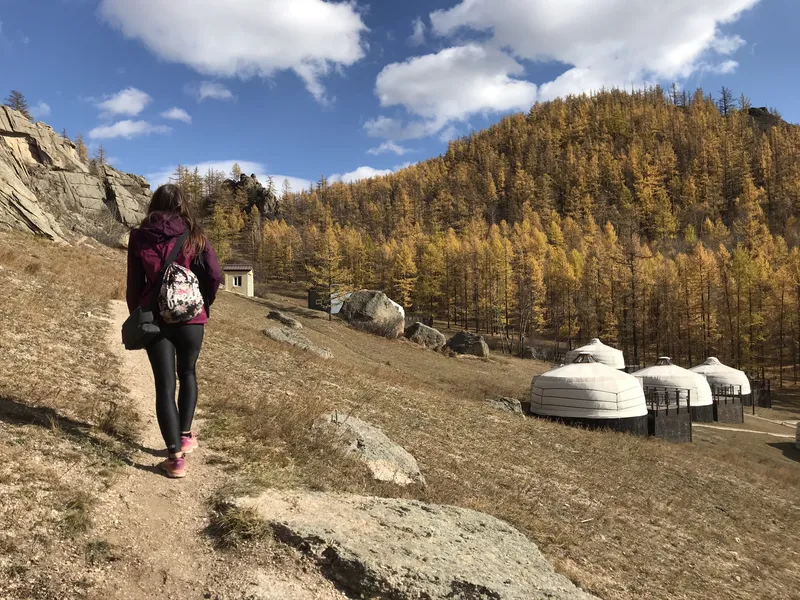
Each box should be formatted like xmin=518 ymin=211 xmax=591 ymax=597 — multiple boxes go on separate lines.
xmin=486 ymin=397 xmax=524 ymax=414
xmin=263 ymin=326 xmax=332 ymax=359
xmin=268 ymin=310 xmax=303 ymax=330
xmin=235 ymin=490 xmax=599 ymax=600
xmin=315 ymin=413 xmax=425 ymax=486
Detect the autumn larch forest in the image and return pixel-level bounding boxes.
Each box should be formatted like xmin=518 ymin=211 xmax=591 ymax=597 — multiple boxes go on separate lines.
xmin=173 ymin=87 xmax=800 ymax=384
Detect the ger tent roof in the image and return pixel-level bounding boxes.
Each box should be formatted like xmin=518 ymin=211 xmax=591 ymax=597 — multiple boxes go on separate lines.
xmin=531 ymin=353 xmax=647 ymax=419
xmin=565 ymin=338 xmax=625 ymax=369
xmin=633 ymin=357 xmax=713 ymax=407
xmin=690 ymin=357 xmax=751 ymax=395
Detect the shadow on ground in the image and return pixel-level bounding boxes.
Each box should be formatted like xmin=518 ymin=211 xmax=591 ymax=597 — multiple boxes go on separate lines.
xmin=0 ymin=395 xmax=163 ymax=465
xmin=768 ymin=442 xmax=800 ymax=463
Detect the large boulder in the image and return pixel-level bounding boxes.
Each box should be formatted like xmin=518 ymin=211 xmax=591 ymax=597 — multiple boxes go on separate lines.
xmin=446 ymin=331 xmax=490 ymax=358
xmin=314 ymin=412 xmax=425 ymax=486
xmin=404 ymin=322 xmax=446 ymax=350
xmin=233 ymin=490 xmax=599 ymax=600
xmin=339 ymin=290 xmax=405 ymax=339
xmin=263 ymin=326 xmax=332 ymax=359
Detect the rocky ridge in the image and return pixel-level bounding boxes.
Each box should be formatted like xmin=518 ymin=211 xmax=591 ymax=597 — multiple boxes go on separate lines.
xmin=0 ymin=106 xmax=151 ymax=244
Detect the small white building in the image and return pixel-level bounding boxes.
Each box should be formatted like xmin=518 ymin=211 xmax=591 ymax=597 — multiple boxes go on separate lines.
xmin=565 ymin=338 xmax=625 ymax=370
xmin=530 ymin=352 xmax=649 ymax=434
xmin=223 ymin=263 xmax=254 ymax=297
xmin=690 ymin=357 xmax=752 ymax=395
xmin=634 ymin=357 xmax=713 ymax=421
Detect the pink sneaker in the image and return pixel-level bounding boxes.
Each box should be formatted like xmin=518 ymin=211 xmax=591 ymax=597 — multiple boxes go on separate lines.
xmin=181 ymin=432 xmax=198 ymax=454
xmin=159 ymin=455 xmax=186 ymax=478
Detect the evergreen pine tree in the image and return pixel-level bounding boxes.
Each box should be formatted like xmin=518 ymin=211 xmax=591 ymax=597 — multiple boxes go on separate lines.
xmin=5 ymin=90 xmax=32 ymax=121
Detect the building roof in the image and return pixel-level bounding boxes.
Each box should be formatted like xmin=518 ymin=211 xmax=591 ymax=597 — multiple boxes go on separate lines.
xmin=223 ymin=263 xmax=253 ymax=272
xmin=633 ymin=358 xmax=713 ymax=407
xmin=565 ymin=338 xmax=625 ymax=369
xmin=530 ymin=354 xmax=647 ymax=419
xmin=690 ymin=357 xmax=751 ymax=395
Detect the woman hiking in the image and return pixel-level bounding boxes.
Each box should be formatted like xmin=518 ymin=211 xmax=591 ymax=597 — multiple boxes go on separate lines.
xmin=126 ymin=184 xmax=222 ymax=478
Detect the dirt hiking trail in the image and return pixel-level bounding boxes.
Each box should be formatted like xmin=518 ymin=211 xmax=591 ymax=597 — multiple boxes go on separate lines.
xmin=88 ymin=301 xmax=346 ymax=600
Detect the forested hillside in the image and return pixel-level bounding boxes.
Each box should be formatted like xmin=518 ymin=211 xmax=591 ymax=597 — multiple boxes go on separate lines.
xmin=198 ymin=88 xmax=800 ymax=379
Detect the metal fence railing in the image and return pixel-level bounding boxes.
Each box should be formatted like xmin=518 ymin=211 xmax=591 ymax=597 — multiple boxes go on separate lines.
xmin=642 ymin=386 xmax=692 ymax=414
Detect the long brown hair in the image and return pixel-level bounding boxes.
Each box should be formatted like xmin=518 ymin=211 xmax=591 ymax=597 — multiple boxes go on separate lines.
xmin=143 ymin=184 xmax=207 ymax=256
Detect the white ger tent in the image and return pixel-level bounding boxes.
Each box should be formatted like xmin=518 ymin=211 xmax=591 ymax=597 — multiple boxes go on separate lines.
xmin=690 ymin=357 xmax=751 ymax=395
xmin=565 ymin=338 xmax=625 ymax=370
xmin=531 ymin=353 xmax=647 ymax=419
xmin=633 ymin=357 xmax=713 ymax=408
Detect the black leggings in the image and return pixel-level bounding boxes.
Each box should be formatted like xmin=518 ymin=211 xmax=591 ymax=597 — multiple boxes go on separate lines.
xmin=145 ymin=324 xmax=205 ymax=455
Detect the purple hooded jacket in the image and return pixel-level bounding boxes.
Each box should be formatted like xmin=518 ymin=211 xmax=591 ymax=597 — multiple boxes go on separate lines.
xmin=126 ymin=213 xmax=223 ymax=325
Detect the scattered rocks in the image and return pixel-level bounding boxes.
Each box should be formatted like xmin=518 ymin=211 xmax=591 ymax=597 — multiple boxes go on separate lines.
xmin=267 ymin=310 xmax=303 ymax=330
xmin=339 ymin=290 xmax=405 ymax=339
xmin=446 ymin=331 xmax=490 ymax=358
xmin=263 ymin=327 xmax=332 ymax=359
xmin=486 ymin=397 xmax=524 ymax=414
xmin=403 ymin=322 xmax=446 ymax=350
xmin=314 ymin=412 xmax=425 ymax=486
xmin=235 ymin=490 xmax=599 ymax=600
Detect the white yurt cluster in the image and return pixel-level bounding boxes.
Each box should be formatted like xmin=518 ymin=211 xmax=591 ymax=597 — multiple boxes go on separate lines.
xmin=565 ymin=338 xmax=625 ymax=370
xmin=531 ymin=352 xmax=648 ymax=434
xmin=633 ymin=357 xmax=713 ymax=421
xmin=690 ymin=357 xmax=751 ymax=395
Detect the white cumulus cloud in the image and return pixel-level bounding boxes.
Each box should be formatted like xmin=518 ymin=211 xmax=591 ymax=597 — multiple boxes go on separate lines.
xmin=430 ymin=0 xmax=760 ymax=101
xmin=409 ymin=17 xmax=425 ymax=46
xmin=329 ymin=166 xmax=394 ymax=183
xmin=161 ymin=107 xmax=192 ymax=124
xmin=99 ymin=0 xmax=367 ymax=103
xmin=89 ymin=120 xmax=171 ymax=140
xmin=367 ymin=141 xmax=412 ymax=156
xmin=711 ymin=59 xmax=740 ymax=74
xmin=97 ymin=87 xmax=152 ymax=117
xmin=186 ymin=81 xmax=235 ymax=102
xmin=31 ymin=101 xmax=51 ymax=120
xmin=367 ymin=44 xmax=537 ymax=140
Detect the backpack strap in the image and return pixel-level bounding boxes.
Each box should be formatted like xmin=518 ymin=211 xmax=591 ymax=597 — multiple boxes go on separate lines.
xmin=148 ymin=231 xmax=190 ymax=311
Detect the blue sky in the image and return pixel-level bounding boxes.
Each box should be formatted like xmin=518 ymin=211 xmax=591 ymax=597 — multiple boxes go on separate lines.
xmin=0 ymin=0 xmax=797 ymax=191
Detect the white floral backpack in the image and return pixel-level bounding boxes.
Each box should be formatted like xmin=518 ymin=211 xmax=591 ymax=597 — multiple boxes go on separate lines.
xmin=158 ymin=240 xmax=205 ymax=324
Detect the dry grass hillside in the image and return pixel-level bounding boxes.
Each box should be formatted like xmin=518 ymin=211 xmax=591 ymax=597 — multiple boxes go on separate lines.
xmin=205 ymin=289 xmax=800 ymax=600
xmin=0 ymin=233 xmax=138 ymax=598
xmin=1 ymin=232 xmax=799 ymax=600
